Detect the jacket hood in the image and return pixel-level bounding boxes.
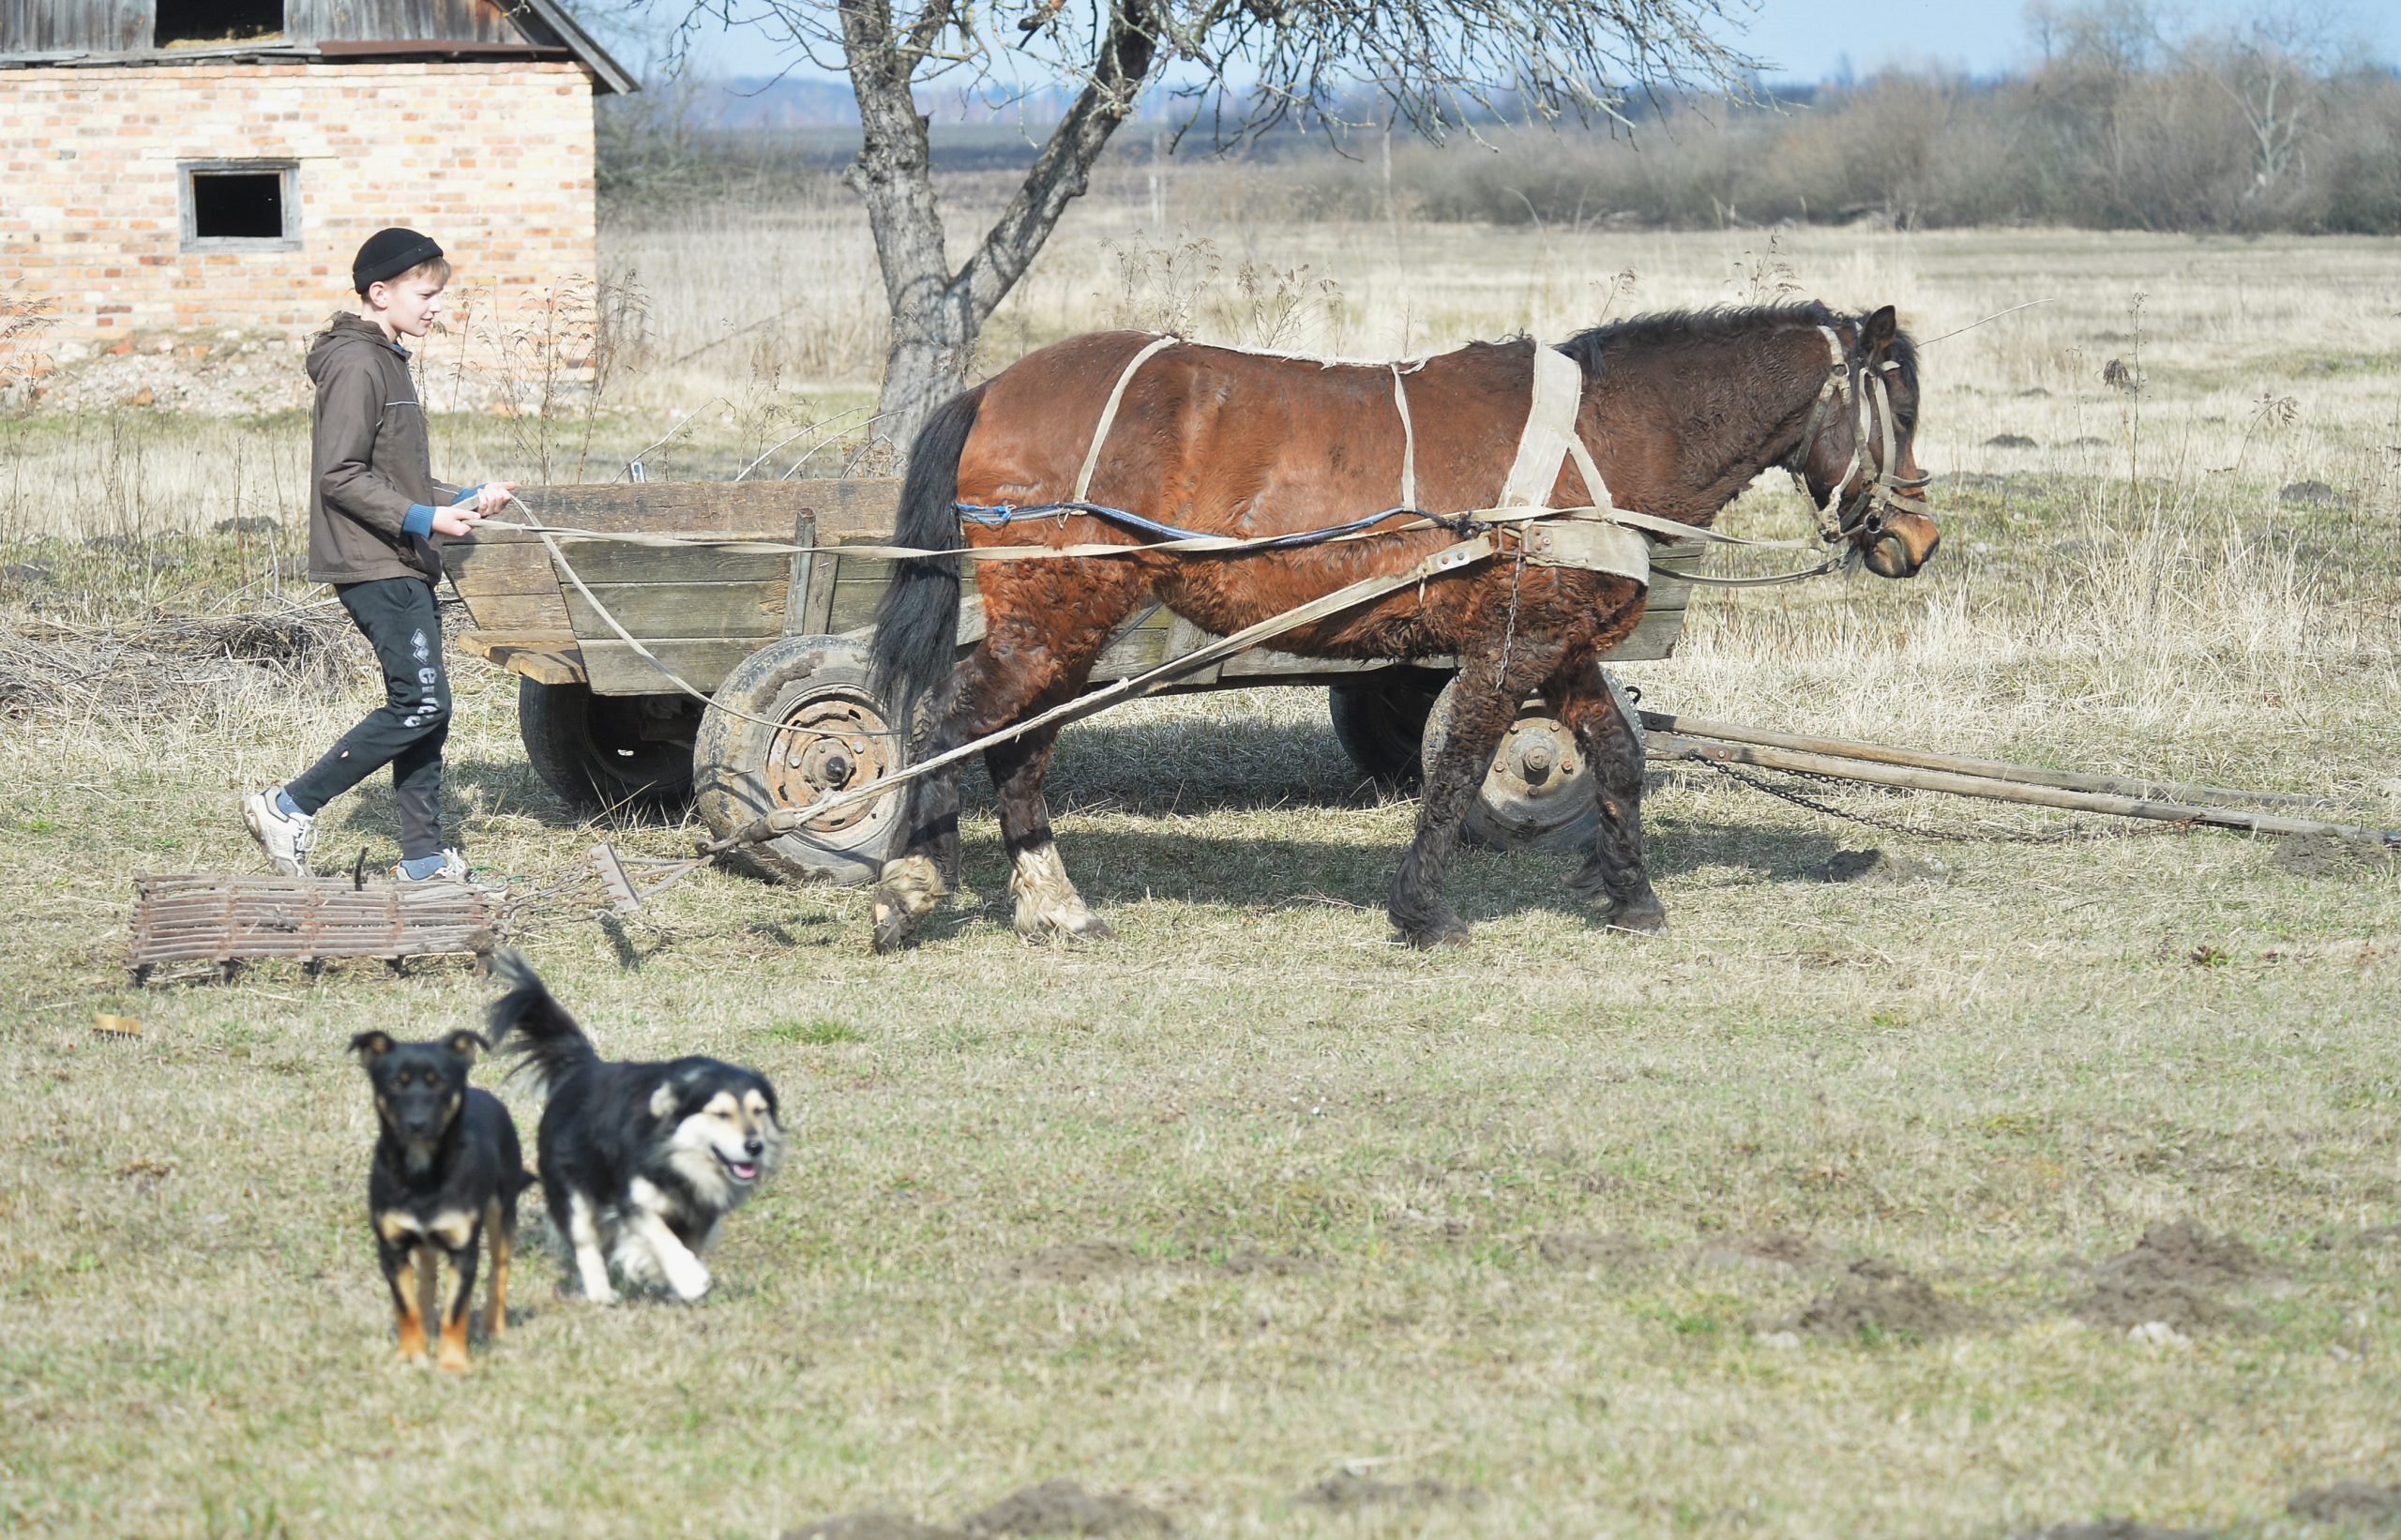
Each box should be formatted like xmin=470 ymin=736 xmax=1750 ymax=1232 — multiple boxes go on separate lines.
xmin=306 ymin=312 xmax=404 ymax=384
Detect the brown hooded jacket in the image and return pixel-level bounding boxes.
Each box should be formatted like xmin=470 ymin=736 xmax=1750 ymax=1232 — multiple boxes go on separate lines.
xmin=305 ymin=312 xmax=461 ymax=585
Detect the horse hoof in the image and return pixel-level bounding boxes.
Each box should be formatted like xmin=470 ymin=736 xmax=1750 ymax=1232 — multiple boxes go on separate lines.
xmin=868 ymin=891 xmax=924 ymax=954
xmin=1016 ymin=909 xmax=1115 ymax=944
xmin=1600 ymin=899 xmax=1669 ymax=936
xmin=1397 ymin=913 xmax=1472 ymax=949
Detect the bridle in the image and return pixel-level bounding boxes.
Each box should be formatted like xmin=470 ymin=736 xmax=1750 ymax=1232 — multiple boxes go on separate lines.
xmin=1788 ymin=325 xmax=1932 ymax=552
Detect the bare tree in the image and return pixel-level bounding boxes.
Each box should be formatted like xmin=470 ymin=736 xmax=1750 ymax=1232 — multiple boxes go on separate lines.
xmin=2179 ymin=7 xmax=2353 ymax=200
xmin=658 ymin=0 xmax=1760 ymax=444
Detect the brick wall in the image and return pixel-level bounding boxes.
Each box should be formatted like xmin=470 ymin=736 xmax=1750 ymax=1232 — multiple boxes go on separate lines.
xmin=0 ymin=61 xmax=598 ymax=356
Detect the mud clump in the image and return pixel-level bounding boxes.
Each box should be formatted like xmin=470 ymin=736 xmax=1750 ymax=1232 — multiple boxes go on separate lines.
xmin=1689 ymin=1230 xmax=1830 ymax=1271
xmin=784 ymin=1516 xmax=963 ymax=1540
xmin=960 ymin=1481 xmax=1173 ymax=1536
xmin=1534 ymin=1231 xmax=1644 ymax=1268
xmin=2287 ymin=1482 xmax=2401 ymax=1524
xmin=2010 ymin=1523 xmax=2215 ymax=1540
xmin=789 ymin=1484 xmax=1172 ymax=1540
xmin=1002 ymin=1242 xmax=1142 ymax=1284
xmin=2070 ymin=1218 xmax=2269 ymax=1334
xmin=1789 ymin=1262 xmax=1979 ymax=1342
xmin=1210 ymin=1248 xmax=1316 ymax=1276
xmin=2280 ymin=480 xmax=2350 ymax=507
xmin=2270 ymin=832 xmax=2393 ymax=878
xmin=1825 ymin=848 xmax=1952 ymax=886
xmin=1291 ymin=1472 xmax=1482 ymax=1511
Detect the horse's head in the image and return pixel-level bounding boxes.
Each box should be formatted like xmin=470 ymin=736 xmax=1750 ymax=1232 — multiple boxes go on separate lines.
xmin=1793 ymin=305 xmax=1939 ymax=580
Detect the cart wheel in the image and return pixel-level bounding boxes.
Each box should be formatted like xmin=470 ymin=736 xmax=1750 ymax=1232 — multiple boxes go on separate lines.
xmin=693 ymin=635 xmax=908 ymax=887
xmin=1327 ymin=670 xmax=1445 ymax=790
xmin=1421 ymin=675 xmax=1621 ymax=853
xmin=518 ymin=679 xmax=697 ymax=813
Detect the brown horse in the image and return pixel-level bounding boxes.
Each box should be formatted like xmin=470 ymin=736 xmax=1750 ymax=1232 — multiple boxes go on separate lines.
xmin=866 ymin=301 xmax=1939 ymax=949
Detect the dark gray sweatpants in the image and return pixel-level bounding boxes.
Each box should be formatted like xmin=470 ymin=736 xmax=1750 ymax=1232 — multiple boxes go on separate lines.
xmin=285 ymin=576 xmax=451 ymax=859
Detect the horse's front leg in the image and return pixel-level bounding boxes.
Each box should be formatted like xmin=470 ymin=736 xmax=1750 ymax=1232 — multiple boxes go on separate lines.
xmin=1390 ymin=639 xmax=1559 ymax=948
xmin=1548 ymin=657 xmax=1667 ymax=935
xmin=988 ymin=725 xmax=1110 ymax=943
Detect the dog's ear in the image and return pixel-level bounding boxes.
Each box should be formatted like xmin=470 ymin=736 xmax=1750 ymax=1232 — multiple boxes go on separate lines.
xmin=349 ymin=1031 xmax=394 ymax=1062
xmin=648 ymin=1078 xmax=682 ymax=1119
xmin=445 ymin=1030 xmax=491 ymax=1064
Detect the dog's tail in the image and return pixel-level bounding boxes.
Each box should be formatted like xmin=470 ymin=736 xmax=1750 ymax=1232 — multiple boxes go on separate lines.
xmin=487 ymin=951 xmax=596 ymax=1095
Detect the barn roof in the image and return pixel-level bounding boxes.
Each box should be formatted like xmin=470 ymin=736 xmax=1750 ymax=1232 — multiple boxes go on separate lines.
xmin=0 ymin=0 xmax=638 ymax=94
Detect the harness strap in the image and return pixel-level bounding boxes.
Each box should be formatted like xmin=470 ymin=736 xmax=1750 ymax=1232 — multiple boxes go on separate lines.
xmin=1496 ymin=344 xmax=1648 ymax=583
xmin=703 ymin=534 xmax=1503 ymax=849
xmin=1390 ymin=363 xmax=1418 ymax=510
xmin=1073 ymin=334 xmax=1179 ymax=503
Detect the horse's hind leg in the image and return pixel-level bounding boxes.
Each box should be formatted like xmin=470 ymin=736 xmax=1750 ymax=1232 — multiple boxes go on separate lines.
xmin=988 ymin=726 xmax=1110 ymax=943
xmin=870 ymin=573 xmax=1143 ymax=952
xmin=1548 ymin=657 xmax=1667 ymax=935
xmin=1391 ymin=640 xmax=1561 ymax=947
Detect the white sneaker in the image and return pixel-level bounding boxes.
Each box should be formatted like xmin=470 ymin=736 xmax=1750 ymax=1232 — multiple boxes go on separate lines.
xmin=241 ymin=788 xmax=314 ymax=877
xmin=389 ymin=849 xmax=471 ymax=883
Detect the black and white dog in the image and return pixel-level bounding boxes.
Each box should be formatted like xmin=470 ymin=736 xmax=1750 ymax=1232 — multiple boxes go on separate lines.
xmin=488 ymin=953 xmax=784 ymax=1303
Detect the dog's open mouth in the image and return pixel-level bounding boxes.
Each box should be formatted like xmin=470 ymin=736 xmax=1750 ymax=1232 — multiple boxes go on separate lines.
xmin=717 ymin=1151 xmax=761 ymax=1184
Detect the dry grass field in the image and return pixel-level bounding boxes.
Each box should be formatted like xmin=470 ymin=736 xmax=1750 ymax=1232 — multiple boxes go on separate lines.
xmin=4 ymin=170 xmax=2400 ymax=1538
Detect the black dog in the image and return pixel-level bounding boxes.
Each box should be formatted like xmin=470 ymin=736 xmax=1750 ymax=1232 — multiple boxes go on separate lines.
xmin=351 ymin=1029 xmax=531 ymax=1370
xmin=489 ymin=953 xmax=784 ymax=1304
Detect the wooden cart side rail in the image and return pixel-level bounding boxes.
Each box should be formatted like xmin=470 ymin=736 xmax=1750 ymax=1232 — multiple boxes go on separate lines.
xmin=451 ymin=480 xmax=1714 ymax=696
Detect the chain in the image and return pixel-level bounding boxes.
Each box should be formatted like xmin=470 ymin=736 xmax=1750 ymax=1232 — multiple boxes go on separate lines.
xmin=1687 ymin=758 xmax=2197 ymax=846
xmin=1496 ymin=550 xmax=1526 ymax=685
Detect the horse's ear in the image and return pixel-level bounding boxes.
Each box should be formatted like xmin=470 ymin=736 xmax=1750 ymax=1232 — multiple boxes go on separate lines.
xmin=1861 ymin=306 xmax=1898 ymax=355
xmin=350 ymin=1031 xmax=393 ymax=1061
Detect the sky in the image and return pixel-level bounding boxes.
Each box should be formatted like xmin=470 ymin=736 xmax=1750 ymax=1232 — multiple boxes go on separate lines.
xmin=1736 ymin=0 xmax=2397 ymax=82
xmin=647 ymin=0 xmax=2401 ymax=83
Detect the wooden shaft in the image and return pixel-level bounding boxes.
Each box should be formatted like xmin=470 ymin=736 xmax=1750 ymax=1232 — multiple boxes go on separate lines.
xmin=1649 ymin=732 xmax=2400 ymax=845
xmin=1640 ymin=710 xmax=2349 ymax=812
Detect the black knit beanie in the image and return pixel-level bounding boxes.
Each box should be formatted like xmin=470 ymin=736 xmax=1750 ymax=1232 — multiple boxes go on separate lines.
xmin=352 ymin=227 xmax=445 ymax=294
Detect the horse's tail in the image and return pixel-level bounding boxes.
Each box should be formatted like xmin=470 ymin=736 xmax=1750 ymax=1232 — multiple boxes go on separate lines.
xmin=869 ymin=383 xmax=986 ymax=718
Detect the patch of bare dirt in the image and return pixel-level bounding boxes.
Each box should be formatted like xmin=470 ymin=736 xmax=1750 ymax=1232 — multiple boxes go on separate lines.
xmin=1001 ymin=1243 xmax=1143 ymax=1284
xmin=1533 ymin=1230 xmax=1644 ymax=1268
xmin=2270 ymin=832 xmax=2393 ymax=877
xmin=2010 ymin=1523 xmax=2215 ymax=1540
xmin=2288 ymin=1482 xmax=2401 ymax=1525
xmin=2070 ymin=1219 xmax=2270 ymax=1334
xmin=1825 ymin=848 xmax=1953 ymax=885
xmin=1688 ymin=1230 xmax=1831 ymax=1271
xmin=1784 ymin=1261 xmax=1981 ymax=1342
xmin=1209 ymin=1248 xmax=1316 ymax=1276
xmin=959 ymin=1481 xmax=1173 ymax=1536
xmin=1291 ymin=1472 xmax=1482 ymax=1510
xmin=783 ymin=1516 xmax=962 ymax=1540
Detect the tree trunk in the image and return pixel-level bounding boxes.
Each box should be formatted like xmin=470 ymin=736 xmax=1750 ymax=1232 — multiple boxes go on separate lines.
xmin=839 ymin=0 xmax=1160 ymax=450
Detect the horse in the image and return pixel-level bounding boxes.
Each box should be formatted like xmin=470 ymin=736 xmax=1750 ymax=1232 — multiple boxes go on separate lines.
xmin=863 ymin=300 xmax=1938 ymax=951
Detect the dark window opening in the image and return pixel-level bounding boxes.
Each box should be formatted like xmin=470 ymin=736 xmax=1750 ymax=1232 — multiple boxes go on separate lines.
xmin=154 ymin=0 xmax=286 ymax=48
xmin=189 ymin=169 xmax=290 ymax=243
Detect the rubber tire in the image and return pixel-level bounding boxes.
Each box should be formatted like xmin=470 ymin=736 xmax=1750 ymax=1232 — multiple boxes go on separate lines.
xmin=692 ymin=635 xmax=907 ymax=888
xmin=518 ymin=679 xmax=696 ymax=814
xmin=1327 ymin=670 xmax=1446 ymax=790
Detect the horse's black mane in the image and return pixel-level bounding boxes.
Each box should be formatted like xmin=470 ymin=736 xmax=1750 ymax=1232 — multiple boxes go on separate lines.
xmin=1557 ymin=301 xmax=1919 ymax=404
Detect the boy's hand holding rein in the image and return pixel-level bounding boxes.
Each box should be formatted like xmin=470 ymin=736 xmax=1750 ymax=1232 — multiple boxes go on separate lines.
xmin=430 ymin=480 xmax=517 ymax=536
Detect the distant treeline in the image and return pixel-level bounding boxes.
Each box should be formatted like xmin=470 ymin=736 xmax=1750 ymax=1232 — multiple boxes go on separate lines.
xmin=601 ymin=2 xmax=2401 ymax=234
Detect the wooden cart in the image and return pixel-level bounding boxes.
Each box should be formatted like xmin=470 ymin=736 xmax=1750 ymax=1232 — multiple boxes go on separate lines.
xmin=445 ymin=481 xmax=1708 ymax=883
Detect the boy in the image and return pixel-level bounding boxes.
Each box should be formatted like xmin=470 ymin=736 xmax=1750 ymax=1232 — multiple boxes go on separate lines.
xmin=242 ymin=228 xmax=514 ymax=882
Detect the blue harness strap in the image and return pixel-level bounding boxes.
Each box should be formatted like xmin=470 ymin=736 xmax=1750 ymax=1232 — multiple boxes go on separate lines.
xmin=955 ymin=499 xmax=1472 ymax=551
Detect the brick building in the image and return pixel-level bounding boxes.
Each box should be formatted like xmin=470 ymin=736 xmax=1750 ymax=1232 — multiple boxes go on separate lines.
xmin=0 ymin=1 xmax=633 ymax=359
